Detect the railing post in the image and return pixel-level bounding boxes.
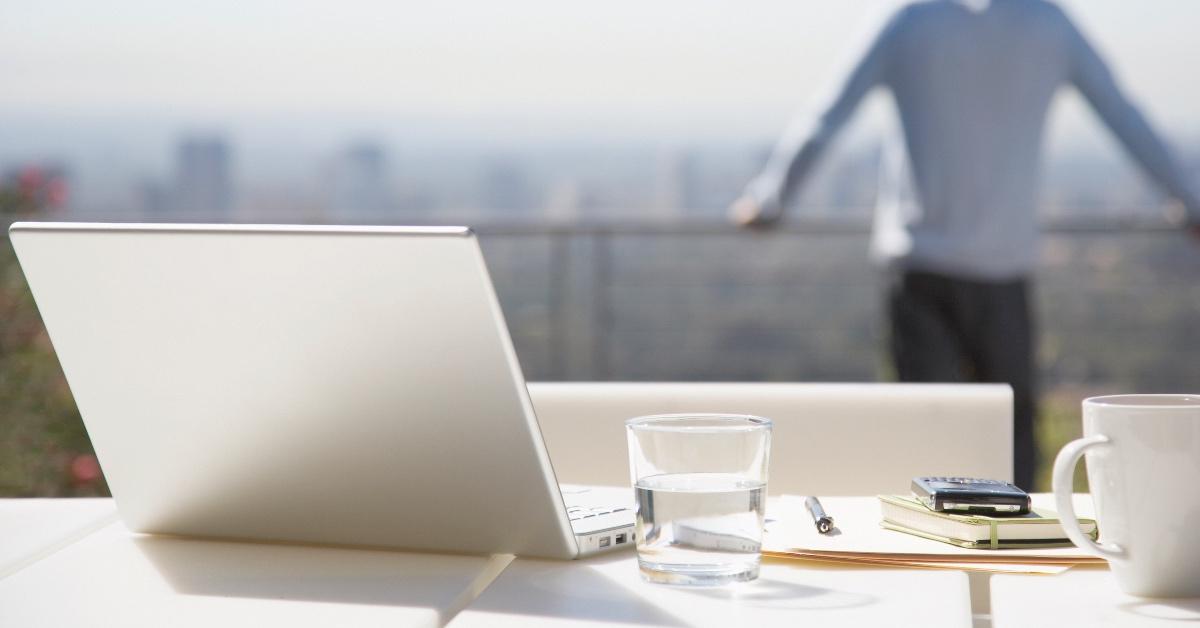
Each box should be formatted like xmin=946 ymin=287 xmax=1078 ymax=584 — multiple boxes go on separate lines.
xmin=547 ymin=232 xmax=569 ymax=379
xmin=591 ymin=231 xmax=612 ymax=380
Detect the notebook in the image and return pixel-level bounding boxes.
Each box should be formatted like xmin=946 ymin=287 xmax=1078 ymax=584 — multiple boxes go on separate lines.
xmin=879 ymin=494 xmax=1098 ymax=550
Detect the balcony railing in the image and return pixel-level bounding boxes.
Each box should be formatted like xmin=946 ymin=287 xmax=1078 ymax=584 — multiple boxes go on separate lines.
xmin=457 ymin=218 xmax=1200 ymax=392
xmin=7 ymin=211 xmax=1196 ymax=390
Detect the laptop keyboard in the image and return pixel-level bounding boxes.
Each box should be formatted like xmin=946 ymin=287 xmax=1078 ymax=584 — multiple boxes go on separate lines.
xmin=566 ymin=506 xmax=631 ymax=522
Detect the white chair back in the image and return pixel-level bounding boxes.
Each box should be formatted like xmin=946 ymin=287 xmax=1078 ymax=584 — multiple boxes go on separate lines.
xmin=527 ymin=382 xmax=1012 ymax=496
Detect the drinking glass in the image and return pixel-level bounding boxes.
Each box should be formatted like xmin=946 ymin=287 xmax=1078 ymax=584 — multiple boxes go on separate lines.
xmin=626 ymin=413 xmax=772 ymax=585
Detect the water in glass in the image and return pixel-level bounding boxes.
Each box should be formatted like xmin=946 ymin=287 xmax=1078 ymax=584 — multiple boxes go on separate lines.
xmin=634 ymin=472 xmax=766 ymax=585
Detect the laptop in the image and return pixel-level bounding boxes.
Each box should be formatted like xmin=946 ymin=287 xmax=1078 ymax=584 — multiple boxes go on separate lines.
xmin=10 ymin=222 xmax=634 ymax=559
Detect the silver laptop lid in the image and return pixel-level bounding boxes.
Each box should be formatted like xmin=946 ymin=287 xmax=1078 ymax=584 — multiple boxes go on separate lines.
xmin=10 ymin=222 xmax=579 ymax=558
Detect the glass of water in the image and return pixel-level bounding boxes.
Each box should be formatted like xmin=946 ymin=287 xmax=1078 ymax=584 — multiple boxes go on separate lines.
xmin=626 ymin=413 xmax=772 ymax=586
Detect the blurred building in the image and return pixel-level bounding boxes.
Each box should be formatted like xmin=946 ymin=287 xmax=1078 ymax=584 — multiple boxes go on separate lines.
xmin=652 ymin=148 xmax=696 ymax=220
xmin=802 ymin=144 xmax=880 ymax=220
xmin=544 ymin=179 xmax=583 ymax=222
xmin=136 ymin=178 xmax=169 ymax=215
xmin=329 ymin=142 xmax=391 ymax=219
xmin=480 ymin=157 xmax=536 ymax=217
xmin=173 ymin=136 xmax=233 ymax=217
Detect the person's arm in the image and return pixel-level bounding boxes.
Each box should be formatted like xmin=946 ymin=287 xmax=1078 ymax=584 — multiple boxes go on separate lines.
xmin=733 ymin=9 xmax=902 ymax=227
xmin=1062 ymin=10 xmax=1200 ymax=225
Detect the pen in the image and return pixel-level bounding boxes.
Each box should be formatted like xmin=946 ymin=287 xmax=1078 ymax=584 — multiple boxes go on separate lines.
xmin=805 ymin=496 xmax=834 ymax=534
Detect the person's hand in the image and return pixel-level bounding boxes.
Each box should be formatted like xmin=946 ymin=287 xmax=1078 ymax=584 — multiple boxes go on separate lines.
xmin=729 ymin=195 xmax=782 ymax=230
xmin=1167 ymin=199 xmax=1200 ymax=241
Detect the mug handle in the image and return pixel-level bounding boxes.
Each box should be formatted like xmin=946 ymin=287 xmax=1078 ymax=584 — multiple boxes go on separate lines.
xmin=1052 ymin=434 xmax=1124 ymax=560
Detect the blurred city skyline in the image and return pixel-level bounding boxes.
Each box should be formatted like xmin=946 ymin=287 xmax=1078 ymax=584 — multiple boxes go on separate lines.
xmin=3 ymin=1 xmax=1199 ymax=224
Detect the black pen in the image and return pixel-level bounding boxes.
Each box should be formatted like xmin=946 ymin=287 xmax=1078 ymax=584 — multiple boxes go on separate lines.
xmin=805 ymin=496 xmax=834 ymax=534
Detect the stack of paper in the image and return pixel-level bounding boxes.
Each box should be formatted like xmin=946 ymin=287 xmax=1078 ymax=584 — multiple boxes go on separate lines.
xmin=763 ymin=495 xmax=1105 ymax=575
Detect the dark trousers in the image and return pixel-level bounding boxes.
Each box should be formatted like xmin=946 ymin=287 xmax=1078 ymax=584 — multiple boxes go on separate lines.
xmin=888 ymin=270 xmax=1037 ymax=490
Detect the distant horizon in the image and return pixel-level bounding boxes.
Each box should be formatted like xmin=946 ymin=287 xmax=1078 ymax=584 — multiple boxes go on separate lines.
xmin=3 ymin=102 xmax=1198 ymax=155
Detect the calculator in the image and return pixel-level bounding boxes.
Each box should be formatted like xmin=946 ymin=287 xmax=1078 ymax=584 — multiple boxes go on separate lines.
xmin=911 ymin=477 xmax=1031 ymax=515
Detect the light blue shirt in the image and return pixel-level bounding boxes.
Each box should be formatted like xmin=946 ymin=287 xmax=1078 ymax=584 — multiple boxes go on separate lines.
xmin=748 ymin=0 xmax=1200 ymax=280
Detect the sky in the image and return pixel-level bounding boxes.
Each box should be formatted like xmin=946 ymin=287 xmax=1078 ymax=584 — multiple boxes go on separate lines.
xmin=1 ymin=0 xmax=1197 ymax=216
xmin=3 ymin=0 xmax=1199 ymax=142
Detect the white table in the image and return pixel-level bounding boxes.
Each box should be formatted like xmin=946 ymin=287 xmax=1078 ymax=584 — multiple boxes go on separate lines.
xmin=0 ymin=518 xmax=512 ymax=628
xmin=992 ymin=566 xmax=1200 ymax=627
xmin=449 ymin=551 xmax=972 ymax=627
xmin=27 ymin=496 xmax=1200 ymax=627
xmin=0 ymin=498 xmax=117 ymax=579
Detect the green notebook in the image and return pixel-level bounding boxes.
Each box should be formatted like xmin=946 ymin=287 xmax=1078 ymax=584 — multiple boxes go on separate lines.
xmin=878 ymin=494 xmax=1099 ymax=550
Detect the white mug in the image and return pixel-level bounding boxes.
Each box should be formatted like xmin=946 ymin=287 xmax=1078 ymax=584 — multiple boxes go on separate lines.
xmin=1053 ymin=394 xmax=1200 ymax=598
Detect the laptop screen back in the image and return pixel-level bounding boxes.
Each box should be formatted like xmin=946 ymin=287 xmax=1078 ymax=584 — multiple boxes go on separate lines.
xmin=11 ymin=223 xmax=578 ymax=558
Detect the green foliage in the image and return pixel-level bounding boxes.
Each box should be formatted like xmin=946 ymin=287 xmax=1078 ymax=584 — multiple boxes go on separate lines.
xmin=1 ymin=190 xmax=36 ymax=216
xmin=0 ymin=233 xmax=107 ymax=496
xmin=1033 ymin=391 xmax=1091 ymax=493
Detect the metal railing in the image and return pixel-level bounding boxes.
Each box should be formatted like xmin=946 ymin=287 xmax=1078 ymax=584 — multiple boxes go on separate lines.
xmin=10 ymin=210 xmax=1196 ymax=387
xmin=458 ymin=217 xmax=1198 ymax=388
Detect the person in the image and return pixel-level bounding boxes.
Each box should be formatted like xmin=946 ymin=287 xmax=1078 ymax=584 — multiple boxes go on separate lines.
xmin=731 ymin=0 xmax=1200 ymax=490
